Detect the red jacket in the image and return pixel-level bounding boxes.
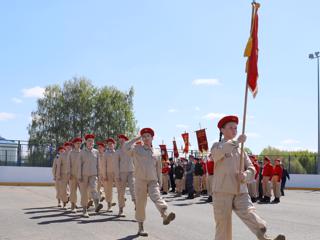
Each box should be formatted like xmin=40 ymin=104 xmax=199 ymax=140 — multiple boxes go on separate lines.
xmin=206 ymin=160 xmax=215 ymax=175
xmin=262 ymin=162 xmax=273 ymax=180
xmin=162 ymin=166 xmax=170 ymax=174
xmin=201 ymin=160 xmax=207 ymax=175
xmin=253 ymin=162 xmax=260 ymax=180
xmin=273 ymin=165 xmax=283 ymax=182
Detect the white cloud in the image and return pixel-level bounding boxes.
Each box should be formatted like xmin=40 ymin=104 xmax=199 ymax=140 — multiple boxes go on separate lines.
xmin=12 ymin=97 xmax=22 ymax=104
xmin=192 ymin=78 xmax=221 ymax=86
xmin=246 ymin=132 xmax=260 ymax=138
xmin=202 ymin=112 xmax=226 ymax=120
xmin=281 ymin=139 xmax=300 ymax=145
xmin=168 ymin=108 xmax=177 ymax=113
xmin=0 ymin=112 xmax=15 ymax=121
xmin=195 ymin=106 xmax=200 ymax=111
xmin=176 ymin=124 xmax=190 ymax=129
xmin=22 ymin=86 xmax=45 ymax=98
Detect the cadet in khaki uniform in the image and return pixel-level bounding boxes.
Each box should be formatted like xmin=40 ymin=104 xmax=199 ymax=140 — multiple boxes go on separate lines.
xmin=56 ymin=142 xmax=72 ymax=209
xmin=247 ymin=155 xmax=260 ymax=203
xmin=211 ymin=115 xmax=285 ymax=240
xmin=125 ymin=128 xmax=175 ymax=237
xmin=96 ymin=141 xmax=106 ymax=203
xmin=101 ymin=138 xmax=117 ymax=212
xmin=114 ymin=134 xmax=136 ymax=217
xmin=52 ymin=146 xmax=65 ymax=207
xmin=78 ymin=134 xmax=103 ymax=218
xmin=206 ymin=155 xmax=214 ymax=203
xmin=161 ymin=161 xmax=170 ymax=195
xmin=68 ymin=137 xmax=82 ymax=213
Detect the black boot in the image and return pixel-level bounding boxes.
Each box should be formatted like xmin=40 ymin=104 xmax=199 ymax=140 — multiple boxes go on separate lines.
xmin=251 ymin=197 xmax=257 ymax=203
xmin=207 ymin=196 xmax=213 ymax=202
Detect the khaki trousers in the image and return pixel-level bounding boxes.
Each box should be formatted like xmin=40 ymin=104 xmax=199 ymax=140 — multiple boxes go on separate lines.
xmin=69 ymin=175 xmax=78 ymax=204
xmin=262 ymin=176 xmax=271 ymax=198
xmin=175 ymin=179 xmax=183 ymax=193
xmin=117 ymin=172 xmax=136 ymax=208
xmin=54 ymin=180 xmax=60 ymax=201
xmin=102 ymin=172 xmax=115 ymax=204
xmin=182 ymin=176 xmax=186 ymax=191
xmin=202 ymin=175 xmax=207 ymax=191
xmin=272 ymin=181 xmax=281 ymax=198
xmin=207 ymin=174 xmax=214 ymax=197
xmin=79 ymin=176 xmax=99 ymax=208
xmin=162 ymin=174 xmax=169 ymax=193
xmin=135 ymin=179 xmax=168 ymax=222
xmin=57 ymin=174 xmax=69 ymax=203
xmin=213 ymin=192 xmax=267 ymax=240
xmin=247 ymin=180 xmax=258 ymax=198
xmin=193 ymin=175 xmax=201 ymax=193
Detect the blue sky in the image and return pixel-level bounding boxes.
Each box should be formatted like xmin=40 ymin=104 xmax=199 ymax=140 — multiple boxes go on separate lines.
xmin=0 ymin=0 xmax=319 ymax=154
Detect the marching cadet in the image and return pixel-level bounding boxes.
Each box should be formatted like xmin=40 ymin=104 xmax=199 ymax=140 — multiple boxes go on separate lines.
xmin=211 ymin=115 xmax=285 ymax=240
xmin=78 ymin=134 xmax=103 ymax=218
xmin=161 ymin=161 xmax=170 ymax=195
xmin=280 ymin=163 xmax=290 ymax=196
xmin=52 ymin=146 xmax=65 ymax=207
xmin=68 ymin=137 xmax=82 ymax=213
xmin=259 ymin=157 xmax=273 ymax=204
xmin=193 ymin=157 xmax=204 ymax=197
xmin=56 ymin=142 xmax=72 ymax=209
xmin=206 ymin=155 xmax=214 ymax=203
xmin=201 ymin=158 xmax=207 ymax=195
xmin=114 ymin=134 xmax=136 ymax=217
xmin=96 ymin=141 xmax=107 ymax=204
xmin=125 ymin=128 xmax=176 ymax=237
xmin=174 ymin=159 xmax=184 ymax=197
xmin=102 ymin=138 xmax=117 ymax=212
xmin=248 ymin=155 xmax=260 ymax=203
xmin=271 ymin=159 xmax=283 ymax=204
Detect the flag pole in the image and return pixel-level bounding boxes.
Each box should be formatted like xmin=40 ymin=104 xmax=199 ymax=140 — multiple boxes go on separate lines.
xmin=239 ymin=1 xmax=257 ymax=192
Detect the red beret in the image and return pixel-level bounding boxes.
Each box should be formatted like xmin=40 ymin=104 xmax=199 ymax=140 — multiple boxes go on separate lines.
xmin=72 ymin=137 xmax=82 ymax=143
xmin=118 ymin=134 xmax=129 ymax=141
xmin=84 ymin=134 xmax=95 ymax=140
xmin=264 ymin=156 xmax=271 ymax=162
xmin=57 ymin=146 xmax=65 ymax=151
xmin=217 ymin=115 xmax=239 ymax=129
xmin=63 ymin=142 xmax=72 ymax=147
xmin=140 ymin=128 xmax=155 ymax=137
xmin=96 ymin=141 xmax=106 ymax=148
xmin=105 ymin=138 xmax=115 ymax=144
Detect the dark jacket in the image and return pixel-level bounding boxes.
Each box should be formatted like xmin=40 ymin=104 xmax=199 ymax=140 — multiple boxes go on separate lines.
xmin=194 ymin=162 xmax=204 ymax=176
xmin=175 ymin=165 xmax=184 ymax=179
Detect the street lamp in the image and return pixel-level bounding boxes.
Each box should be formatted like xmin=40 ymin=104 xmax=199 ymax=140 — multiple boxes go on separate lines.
xmin=309 ymin=51 xmax=320 ymax=174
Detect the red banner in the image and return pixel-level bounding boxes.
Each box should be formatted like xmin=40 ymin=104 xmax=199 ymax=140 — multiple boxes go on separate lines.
xmin=159 ymin=144 xmax=168 ymax=161
xmin=181 ymin=133 xmax=189 ymax=153
xmin=173 ymin=140 xmax=179 ymax=158
xmin=244 ymin=3 xmax=260 ymax=98
xmin=196 ymin=129 xmax=208 ymax=153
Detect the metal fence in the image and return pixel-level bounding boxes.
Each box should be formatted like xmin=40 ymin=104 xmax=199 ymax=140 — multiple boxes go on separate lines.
xmin=0 ymin=140 xmax=318 ymax=174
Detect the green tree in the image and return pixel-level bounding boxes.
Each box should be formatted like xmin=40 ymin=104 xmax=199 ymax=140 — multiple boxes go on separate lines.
xmin=28 ymin=77 xmax=137 ymax=153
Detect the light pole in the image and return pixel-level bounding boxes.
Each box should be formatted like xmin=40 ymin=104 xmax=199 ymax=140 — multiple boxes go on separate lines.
xmin=309 ymin=51 xmax=320 ymax=174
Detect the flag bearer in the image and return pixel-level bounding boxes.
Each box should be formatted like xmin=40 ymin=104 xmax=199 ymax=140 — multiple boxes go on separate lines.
xmin=211 ymin=115 xmax=285 ymax=240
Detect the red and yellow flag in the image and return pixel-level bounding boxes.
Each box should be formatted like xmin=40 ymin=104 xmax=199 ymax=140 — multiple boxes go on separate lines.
xmin=159 ymin=144 xmax=168 ymax=161
xmin=196 ymin=129 xmax=208 ymax=153
xmin=244 ymin=3 xmax=260 ymax=98
xmin=173 ymin=140 xmax=179 ymax=158
xmin=181 ymin=133 xmax=189 ymax=153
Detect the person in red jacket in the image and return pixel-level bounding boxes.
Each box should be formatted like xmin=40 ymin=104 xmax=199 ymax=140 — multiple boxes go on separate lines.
xmin=271 ymin=159 xmax=283 ymax=204
xmin=206 ymin=155 xmax=215 ymax=202
xmin=201 ymin=158 xmax=208 ymax=195
xmin=161 ymin=161 xmax=170 ymax=195
xmin=258 ymin=157 xmax=273 ymax=204
xmin=247 ymin=155 xmax=260 ymax=203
